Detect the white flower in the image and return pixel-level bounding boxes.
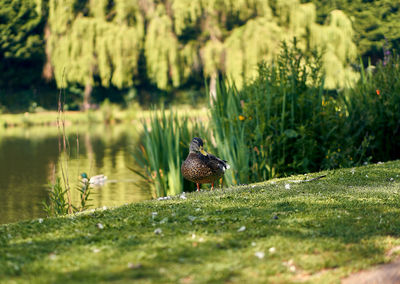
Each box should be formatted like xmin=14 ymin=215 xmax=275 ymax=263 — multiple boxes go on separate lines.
xmin=285 ymin=183 xmax=291 ymax=190
xmin=365 ymin=174 xmax=369 ymax=178
xmin=38 ymin=218 xmax=43 ymax=223
xmin=269 ymin=247 xmax=276 ymax=254
xmin=97 ymin=223 xmax=104 ymax=229
xmin=237 ymin=226 xmax=246 ymax=232
xmin=154 ymin=228 xmax=162 ymax=235
xmin=254 ymin=251 xmax=265 ymax=259
xmin=92 ymin=248 xmax=100 ymax=253
xmin=180 ymin=192 xmax=187 ymax=199
xmin=251 ymin=242 xmax=256 ymax=247
xmin=102 ymin=206 xmax=108 ymax=211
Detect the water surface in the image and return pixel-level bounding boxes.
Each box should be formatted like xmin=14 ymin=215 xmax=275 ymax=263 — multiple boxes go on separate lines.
xmin=0 ymin=124 xmax=151 ymax=224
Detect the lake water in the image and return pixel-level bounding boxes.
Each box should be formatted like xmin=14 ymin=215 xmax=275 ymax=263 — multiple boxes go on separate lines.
xmin=0 ymin=124 xmax=152 ymax=224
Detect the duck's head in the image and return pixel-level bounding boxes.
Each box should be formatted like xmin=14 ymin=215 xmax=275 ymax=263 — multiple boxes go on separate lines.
xmin=189 ymin=137 xmax=208 ymax=156
xmin=80 ymin=172 xmax=88 ymax=179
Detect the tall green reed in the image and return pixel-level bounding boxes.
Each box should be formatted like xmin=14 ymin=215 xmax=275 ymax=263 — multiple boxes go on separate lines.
xmin=133 ymin=108 xmax=206 ymax=196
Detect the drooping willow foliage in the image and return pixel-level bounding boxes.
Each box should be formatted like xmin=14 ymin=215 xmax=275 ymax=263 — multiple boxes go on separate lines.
xmin=45 ymin=0 xmax=358 ymax=94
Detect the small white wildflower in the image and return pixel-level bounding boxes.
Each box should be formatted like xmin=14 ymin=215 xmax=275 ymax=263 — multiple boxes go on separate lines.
xmin=97 ymin=223 xmax=104 ymax=229
xmin=180 ymin=192 xmax=187 ymax=199
xmin=188 ymin=216 xmax=196 ymax=222
xmin=49 ymin=253 xmax=57 ymax=260
xmin=254 ymin=251 xmax=265 ymax=259
xmin=195 ymin=208 xmax=201 ymax=212
xmin=251 ymin=242 xmax=256 ymax=247
xmin=199 ymin=237 xmax=204 ymax=242
xmin=269 ymin=247 xmax=276 ymax=254
xmin=390 ymin=178 xmax=394 ymax=181
xmin=102 ymin=206 xmax=108 ymax=211
xmin=237 ymin=226 xmax=246 ymax=232
xmin=351 ymin=168 xmax=355 ymax=175
xmin=38 ymin=218 xmax=43 ymax=223
xmin=154 ymin=228 xmax=162 ymax=235
xmin=289 ymin=265 xmax=296 ymax=272
xmin=365 ymin=174 xmax=369 ymax=178
xmin=192 ymin=234 xmax=196 ymax=239
xmin=251 ymin=185 xmax=256 ymax=188
xmin=364 ymin=162 xmax=368 ymax=165
xmin=377 ymin=161 xmax=383 ymax=164
xmin=285 ymin=183 xmax=291 ymax=190
xmin=92 ymin=248 xmax=100 ymax=253
xmin=271 ymin=181 xmax=276 ymax=185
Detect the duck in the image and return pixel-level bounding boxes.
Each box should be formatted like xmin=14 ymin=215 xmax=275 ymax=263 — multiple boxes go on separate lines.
xmin=80 ymin=173 xmax=108 ymax=186
xmin=181 ymin=137 xmax=230 ymax=191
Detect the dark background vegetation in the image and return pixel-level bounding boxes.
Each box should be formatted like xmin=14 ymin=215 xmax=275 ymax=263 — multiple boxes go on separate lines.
xmin=0 ymin=0 xmax=399 ymax=112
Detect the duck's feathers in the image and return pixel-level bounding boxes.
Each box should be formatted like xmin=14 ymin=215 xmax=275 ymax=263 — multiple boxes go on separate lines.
xmin=181 ymin=152 xmax=229 ymax=184
xmin=205 ymin=153 xmax=230 ymax=172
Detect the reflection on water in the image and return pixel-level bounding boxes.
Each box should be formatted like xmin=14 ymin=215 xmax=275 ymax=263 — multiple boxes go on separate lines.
xmin=0 ymin=124 xmax=151 ymax=224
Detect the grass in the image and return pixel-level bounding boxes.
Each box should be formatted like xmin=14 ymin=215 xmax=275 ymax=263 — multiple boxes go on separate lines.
xmin=0 ymin=107 xmax=208 ymax=128
xmin=2 ymin=160 xmax=400 ymax=283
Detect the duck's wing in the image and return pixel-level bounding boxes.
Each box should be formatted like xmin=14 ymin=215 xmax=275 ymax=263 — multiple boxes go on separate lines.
xmin=205 ymin=153 xmax=230 ymax=171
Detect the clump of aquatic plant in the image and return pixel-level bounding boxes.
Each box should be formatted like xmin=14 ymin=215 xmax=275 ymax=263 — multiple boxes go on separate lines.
xmin=133 ymin=108 xmax=206 ymax=197
xmin=42 ymin=174 xmax=94 ymax=216
xmin=42 ymin=177 xmax=69 ymax=217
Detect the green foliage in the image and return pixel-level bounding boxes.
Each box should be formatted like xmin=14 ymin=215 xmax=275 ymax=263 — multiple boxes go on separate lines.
xmin=42 ymin=177 xmax=68 ymax=217
xmin=0 ymin=0 xmax=45 ymax=89
xmin=210 ymin=41 xmax=340 ymax=184
xmin=45 ymin=0 xmax=358 ymax=97
xmin=308 ymin=0 xmax=400 ymax=60
xmin=42 ymin=175 xmax=94 ymax=217
xmin=48 ymin=0 xmax=144 ymax=91
xmin=340 ymin=52 xmax=400 ymax=163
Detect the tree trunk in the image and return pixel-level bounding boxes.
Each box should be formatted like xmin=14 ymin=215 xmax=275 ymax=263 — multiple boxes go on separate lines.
xmin=83 ymin=83 xmax=92 ymax=110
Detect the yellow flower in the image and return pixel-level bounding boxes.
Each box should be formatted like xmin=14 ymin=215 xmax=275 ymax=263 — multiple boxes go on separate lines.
xmin=238 ymin=115 xmax=246 ymax=121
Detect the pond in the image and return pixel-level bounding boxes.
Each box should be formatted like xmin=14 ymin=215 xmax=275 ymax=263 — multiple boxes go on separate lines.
xmin=0 ymin=123 xmax=152 ymax=225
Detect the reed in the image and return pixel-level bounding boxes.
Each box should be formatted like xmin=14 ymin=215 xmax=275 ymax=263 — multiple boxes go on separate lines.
xmin=133 ymin=108 xmax=206 ymax=196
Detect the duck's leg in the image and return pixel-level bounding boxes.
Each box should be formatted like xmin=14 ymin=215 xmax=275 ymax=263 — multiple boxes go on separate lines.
xmin=219 ymin=178 xmax=223 ymax=189
xmin=211 ymin=182 xmax=214 ymax=190
xmin=196 ymin=183 xmax=200 ymax=191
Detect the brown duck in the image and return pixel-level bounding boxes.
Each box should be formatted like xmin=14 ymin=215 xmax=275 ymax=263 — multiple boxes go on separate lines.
xmin=181 ymin=137 xmax=230 ymax=191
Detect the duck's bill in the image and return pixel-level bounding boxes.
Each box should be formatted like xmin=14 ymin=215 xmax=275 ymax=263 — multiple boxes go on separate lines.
xmin=200 ymin=146 xmax=208 ymax=156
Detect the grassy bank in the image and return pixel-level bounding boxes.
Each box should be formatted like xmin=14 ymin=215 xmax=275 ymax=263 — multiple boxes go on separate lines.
xmin=0 ymin=107 xmax=207 ymax=128
xmin=1 ymin=161 xmax=400 ymax=283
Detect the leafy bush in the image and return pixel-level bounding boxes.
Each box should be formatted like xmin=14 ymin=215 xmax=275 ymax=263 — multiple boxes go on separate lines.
xmin=210 ymin=41 xmax=343 ymax=184
xmin=340 ymin=51 xmax=400 ymax=163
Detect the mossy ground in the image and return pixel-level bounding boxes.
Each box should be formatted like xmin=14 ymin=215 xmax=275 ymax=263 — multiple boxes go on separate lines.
xmin=2 ymin=161 xmax=400 ymax=283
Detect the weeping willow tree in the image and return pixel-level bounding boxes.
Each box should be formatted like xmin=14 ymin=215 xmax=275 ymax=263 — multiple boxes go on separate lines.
xmin=47 ymin=0 xmax=144 ymax=109
xmin=44 ymin=0 xmax=358 ymax=104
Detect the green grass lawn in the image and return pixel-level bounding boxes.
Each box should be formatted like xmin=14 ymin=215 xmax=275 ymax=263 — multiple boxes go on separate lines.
xmin=2 ymin=161 xmax=400 ymax=283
